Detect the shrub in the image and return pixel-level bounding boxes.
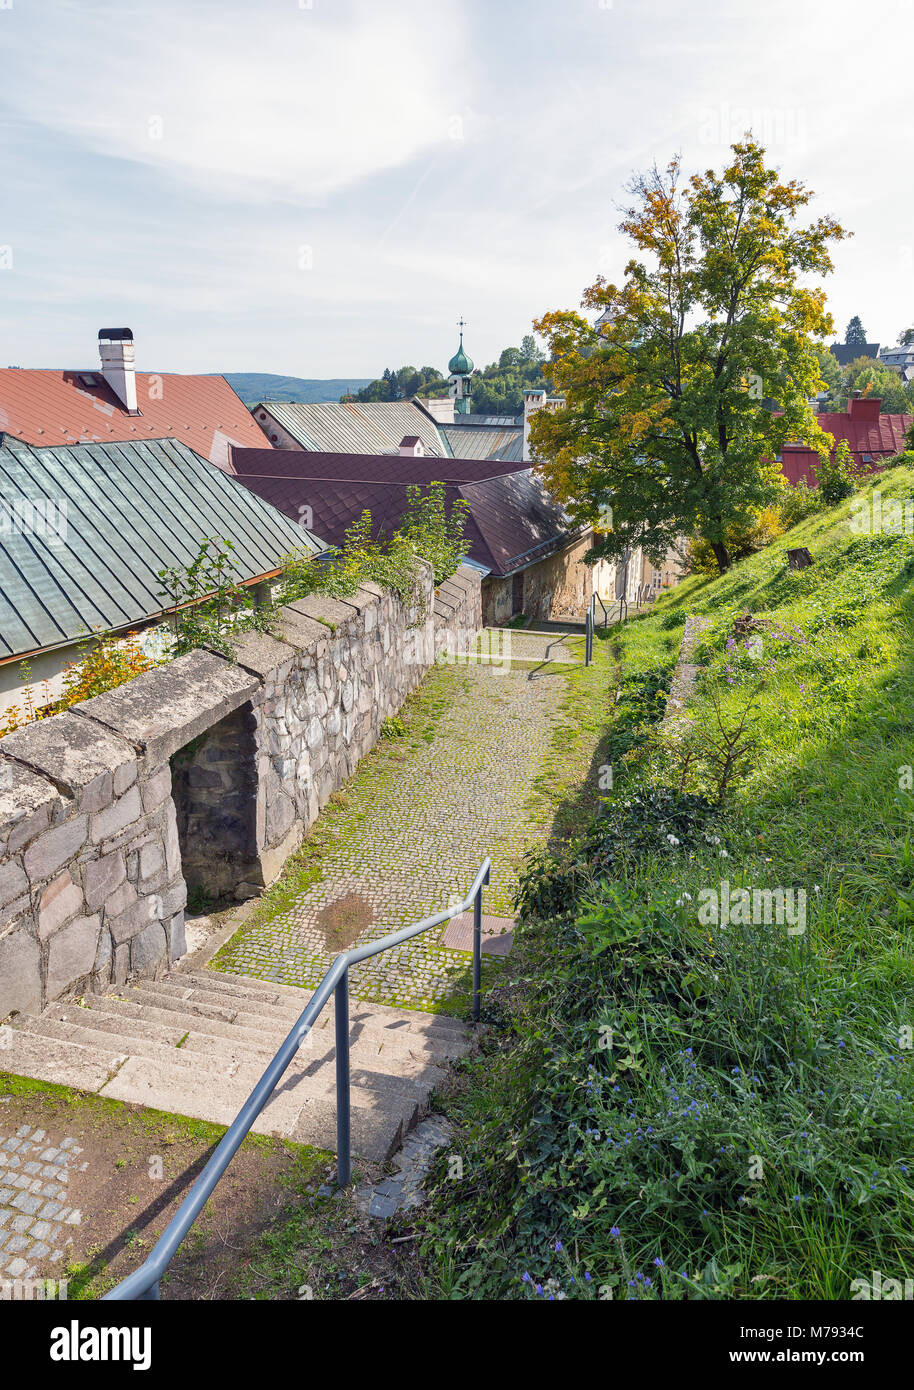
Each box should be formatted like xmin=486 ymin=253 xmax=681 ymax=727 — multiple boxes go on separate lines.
xmin=816 ymin=439 xmax=866 ymax=506
xmin=775 ymin=477 xmax=821 ymax=528
xmin=396 ymin=482 xmax=470 ymax=585
xmin=881 ymin=449 xmax=914 ymax=471
xmin=688 ymin=506 xmax=785 ymax=575
xmin=280 ymin=483 xmax=470 ymax=621
xmin=0 ymin=632 xmax=160 ymax=737
xmin=157 ymin=537 xmax=264 ymax=657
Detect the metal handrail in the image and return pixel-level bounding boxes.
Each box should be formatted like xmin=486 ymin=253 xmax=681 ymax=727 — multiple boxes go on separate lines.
xmin=103 ymin=857 xmax=492 ymax=1301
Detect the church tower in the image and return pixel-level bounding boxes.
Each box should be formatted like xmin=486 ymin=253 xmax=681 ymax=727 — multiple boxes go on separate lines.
xmin=447 ymin=318 xmax=474 ymax=416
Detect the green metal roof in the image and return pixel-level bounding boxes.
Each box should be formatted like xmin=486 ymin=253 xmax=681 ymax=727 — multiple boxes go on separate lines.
xmin=0 ymin=436 xmax=322 ymax=662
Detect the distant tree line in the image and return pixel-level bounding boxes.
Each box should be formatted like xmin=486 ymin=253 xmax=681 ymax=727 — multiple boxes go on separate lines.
xmin=817 ymin=348 xmax=914 ymax=414
xmin=344 ymin=334 xmax=552 ymax=415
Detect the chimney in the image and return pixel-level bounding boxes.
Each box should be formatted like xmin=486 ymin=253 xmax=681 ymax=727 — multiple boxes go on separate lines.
xmin=420 ymin=396 xmax=455 ymax=426
xmin=847 ymin=393 xmax=881 ymax=423
xmin=98 ymin=327 xmax=138 ymax=413
xmin=522 ymin=387 xmax=547 ymax=462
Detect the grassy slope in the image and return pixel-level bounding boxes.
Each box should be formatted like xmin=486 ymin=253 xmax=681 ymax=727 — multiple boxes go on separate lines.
xmin=419 ymin=465 xmax=914 ymax=1300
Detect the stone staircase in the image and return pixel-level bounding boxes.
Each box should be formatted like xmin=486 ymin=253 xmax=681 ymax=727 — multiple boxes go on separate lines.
xmin=1 ymin=969 xmax=469 ymax=1164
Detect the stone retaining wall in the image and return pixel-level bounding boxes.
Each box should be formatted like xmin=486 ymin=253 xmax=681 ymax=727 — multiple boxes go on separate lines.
xmin=0 ymin=564 xmax=482 ymax=1020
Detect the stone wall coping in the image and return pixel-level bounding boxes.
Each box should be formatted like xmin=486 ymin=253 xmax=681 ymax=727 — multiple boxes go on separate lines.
xmin=291 ymin=592 xmax=360 ymax=629
xmin=275 ymin=605 xmax=333 ymax=651
xmin=75 ymin=649 xmax=259 ymax=767
xmin=0 ymin=710 xmax=135 ymax=797
xmin=217 ymin=629 xmax=298 ymax=681
xmin=344 ymin=586 xmax=384 ymax=615
xmin=0 ymin=757 xmax=67 ymax=851
xmin=438 ymin=567 xmax=480 ymax=599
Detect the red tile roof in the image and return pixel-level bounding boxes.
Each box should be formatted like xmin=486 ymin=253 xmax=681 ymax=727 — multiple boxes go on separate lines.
xmin=0 ymin=369 xmax=271 ymax=470
xmin=780 ymin=403 xmax=911 ymax=486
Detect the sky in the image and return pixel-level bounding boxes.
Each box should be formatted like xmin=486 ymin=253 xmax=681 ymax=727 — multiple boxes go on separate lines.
xmin=1 ymin=0 xmax=912 ymax=379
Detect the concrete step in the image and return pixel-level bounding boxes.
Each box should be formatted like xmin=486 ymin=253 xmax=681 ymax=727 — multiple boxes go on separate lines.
xmin=77 ymin=986 xmax=458 ymax=1071
xmin=1 ymin=967 xmax=469 ymax=1164
xmin=98 ymin=1055 xmax=423 ymax=1164
xmin=0 ymin=1030 xmax=122 ymax=1093
xmin=161 ymin=971 xmax=470 ymax=1061
xmin=16 ymin=1009 xmax=448 ymax=1095
xmin=185 ymin=969 xmax=470 ymax=1046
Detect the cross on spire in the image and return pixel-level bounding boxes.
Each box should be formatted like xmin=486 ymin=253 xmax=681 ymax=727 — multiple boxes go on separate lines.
xmin=457 ymin=316 xmax=466 ymax=341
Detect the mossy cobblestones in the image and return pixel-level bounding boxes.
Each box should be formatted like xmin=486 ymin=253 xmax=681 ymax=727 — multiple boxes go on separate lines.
xmin=213 ymin=644 xmax=614 ymax=1013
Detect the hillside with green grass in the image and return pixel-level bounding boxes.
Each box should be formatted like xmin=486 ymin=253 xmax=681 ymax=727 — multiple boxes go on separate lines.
xmin=420 ymin=463 xmax=914 ymax=1300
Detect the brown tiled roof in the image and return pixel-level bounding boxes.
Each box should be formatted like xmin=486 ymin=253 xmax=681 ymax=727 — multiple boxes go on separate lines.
xmin=0 ymin=368 xmax=271 ymax=470
xmin=230 ymin=447 xmax=578 ymax=577
xmin=230 ymin=447 xmax=520 ymax=486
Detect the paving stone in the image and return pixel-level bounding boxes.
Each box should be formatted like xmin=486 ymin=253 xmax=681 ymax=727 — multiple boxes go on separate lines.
xmin=11 ymin=1193 xmax=43 ymax=1216
xmin=213 ymin=662 xmax=582 ymax=1011
xmin=367 ymin=1194 xmax=399 ymax=1220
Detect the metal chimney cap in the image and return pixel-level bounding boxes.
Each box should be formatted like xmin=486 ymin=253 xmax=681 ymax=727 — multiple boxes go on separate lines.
xmin=98 ymin=327 xmax=134 ymax=341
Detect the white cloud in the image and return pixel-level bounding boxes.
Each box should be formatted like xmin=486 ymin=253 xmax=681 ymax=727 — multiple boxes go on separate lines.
xmin=0 ymin=0 xmax=472 ymax=203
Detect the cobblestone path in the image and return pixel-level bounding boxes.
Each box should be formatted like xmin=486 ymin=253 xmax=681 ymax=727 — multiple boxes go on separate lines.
xmin=214 ymin=652 xmax=608 ymax=1013
xmin=0 ymin=1123 xmax=85 ymax=1282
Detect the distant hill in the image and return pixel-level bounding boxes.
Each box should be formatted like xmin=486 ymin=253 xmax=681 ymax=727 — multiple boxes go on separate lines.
xmin=219 ymin=374 xmax=373 ymax=405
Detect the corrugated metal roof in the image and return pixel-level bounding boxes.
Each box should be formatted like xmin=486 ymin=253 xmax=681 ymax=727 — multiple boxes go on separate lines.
xmin=440 ymin=422 xmax=524 ymax=463
xmin=255 ymin=401 xmax=446 ymax=457
xmin=0 ymin=437 xmax=322 ymax=662
xmin=0 ymin=368 xmax=272 ymax=470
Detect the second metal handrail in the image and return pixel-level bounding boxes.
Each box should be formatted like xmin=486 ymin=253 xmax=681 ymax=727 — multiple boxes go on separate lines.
xmin=103 ymin=857 xmax=492 ymax=1301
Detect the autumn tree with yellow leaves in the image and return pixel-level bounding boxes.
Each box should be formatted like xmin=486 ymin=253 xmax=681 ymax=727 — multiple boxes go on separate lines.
xmin=530 ymin=139 xmax=847 ymax=573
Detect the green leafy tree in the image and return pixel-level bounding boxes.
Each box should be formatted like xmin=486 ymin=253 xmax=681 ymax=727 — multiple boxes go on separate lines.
xmin=815 ymin=347 xmax=843 ymax=402
xmin=350 ymin=340 xmax=551 ymax=416
xmin=844 ymin=315 xmax=867 ymax=346
xmin=530 ymin=138 xmax=847 ymax=572
xmin=844 ymin=360 xmax=912 ymax=414
xmin=818 ymin=355 xmax=914 ymax=413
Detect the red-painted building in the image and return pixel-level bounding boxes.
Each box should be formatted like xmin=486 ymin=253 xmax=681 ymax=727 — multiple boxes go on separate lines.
xmin=779 ymin=396 xmax=911 ymax=487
